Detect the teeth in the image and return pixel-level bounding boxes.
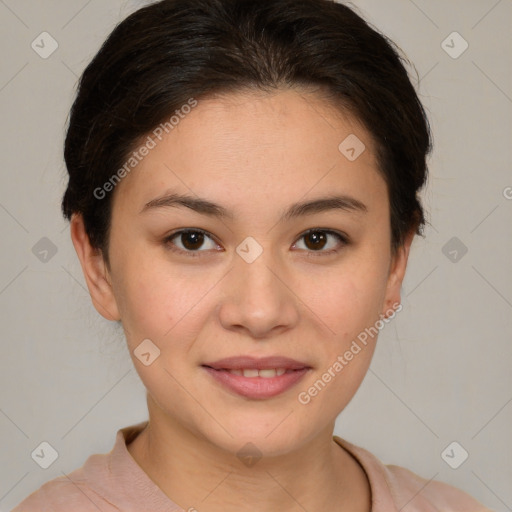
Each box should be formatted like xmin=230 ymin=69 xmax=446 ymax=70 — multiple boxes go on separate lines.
xmin=226 ymin=368 xmax=288 ymax=378
xmin=258 ymin=369 xmax=277 ymax=378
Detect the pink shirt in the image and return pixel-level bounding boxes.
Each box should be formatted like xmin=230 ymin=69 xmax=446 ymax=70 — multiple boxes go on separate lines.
xmin=12 ymin=421 xmax=492 ymax=511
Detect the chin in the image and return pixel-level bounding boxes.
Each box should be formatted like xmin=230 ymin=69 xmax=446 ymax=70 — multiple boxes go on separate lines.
xmin=195 ymin=411 xmax=316 ymax=459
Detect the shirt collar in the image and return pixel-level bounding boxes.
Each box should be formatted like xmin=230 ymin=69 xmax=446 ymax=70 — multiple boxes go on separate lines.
xmin=88 ymin=421 xmax=390 ymax=511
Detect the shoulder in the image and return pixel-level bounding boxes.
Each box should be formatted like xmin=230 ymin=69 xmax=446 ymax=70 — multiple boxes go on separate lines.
xmin=11 ymin=458 xmax=108 ymax=512
xmin=334 ymin=436 xmax=493 ymax=512
xmin=384 ymin=463 xmax=492 ymax=511
xmin=11 ymin=422 xmax=155 ymax=512
xmin=11 ymin=454 xmax=117 ymax=512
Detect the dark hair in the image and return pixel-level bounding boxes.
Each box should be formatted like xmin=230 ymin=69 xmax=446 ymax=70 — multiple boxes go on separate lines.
xmin=62 ymin=0 xmax=431 ymax=268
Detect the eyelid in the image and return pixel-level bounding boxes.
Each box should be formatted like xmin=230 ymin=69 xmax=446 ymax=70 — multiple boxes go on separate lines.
xmin=291 ymin=228 xmax=348 ymax=256
xmin=164 ymin=228 xmax=222 ymax=257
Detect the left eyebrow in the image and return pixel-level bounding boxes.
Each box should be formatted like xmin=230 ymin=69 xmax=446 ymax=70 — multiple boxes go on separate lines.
xmin=281 ymin=195 xmax=368 ymax=221
xmin=140 ymin=191 xmax=368 ymax=221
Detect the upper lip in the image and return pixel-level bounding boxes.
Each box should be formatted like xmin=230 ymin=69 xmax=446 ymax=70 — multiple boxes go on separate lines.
xmin=203 ymin=356 xmax=310 ymax=371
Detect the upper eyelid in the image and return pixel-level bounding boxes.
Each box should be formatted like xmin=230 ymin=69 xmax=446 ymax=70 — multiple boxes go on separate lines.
xmin=167 ymin=228 xmax=222 ymax=251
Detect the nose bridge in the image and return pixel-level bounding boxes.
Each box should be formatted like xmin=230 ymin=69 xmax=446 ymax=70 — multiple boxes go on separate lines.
xmin=234 ymin=235 xmax=284 ymax=303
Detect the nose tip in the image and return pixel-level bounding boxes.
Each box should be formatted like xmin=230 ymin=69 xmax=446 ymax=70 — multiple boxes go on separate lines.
xmin=217 ymin=247 xmax=300 ymax=339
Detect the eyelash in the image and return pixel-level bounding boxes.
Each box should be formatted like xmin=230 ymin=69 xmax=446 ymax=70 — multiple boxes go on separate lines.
xmin=163 ymin=228 xmax=349 ymax=259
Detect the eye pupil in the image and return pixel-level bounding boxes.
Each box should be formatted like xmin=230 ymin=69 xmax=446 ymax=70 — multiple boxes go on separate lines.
xmin=305 ymin=231 xmax=327 ymax=250
xmin=182 ymin=231 xmax=204 ymax=250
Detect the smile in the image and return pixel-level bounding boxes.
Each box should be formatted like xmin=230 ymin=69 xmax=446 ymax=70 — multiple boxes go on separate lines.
xmin=225 ymin=368 xmax=288 ymax=377
xmin=202 ymin=356 xmax=311 ymax=399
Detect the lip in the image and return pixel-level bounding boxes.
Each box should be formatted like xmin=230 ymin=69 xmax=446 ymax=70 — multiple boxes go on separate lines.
xmin=202 ymin=356 xmax=311 ymax=400
xmin=203 ymin=356 xmax=309 ymax=370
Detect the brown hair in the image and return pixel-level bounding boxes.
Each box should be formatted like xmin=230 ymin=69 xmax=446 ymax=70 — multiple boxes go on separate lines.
xmin=62 ymin=0 xmax=431 ymax=267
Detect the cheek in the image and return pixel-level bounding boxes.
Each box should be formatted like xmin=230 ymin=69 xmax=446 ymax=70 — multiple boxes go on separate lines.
xmin=302 ymin=259 xmax=389 ymax=341
xmin=297 ymin=270 xmax=383 ymax=414
xmin=311 ymin=255 xmax=390 ymax=404
xmin=114 ymin=264 xmax=208 ymax=401
xmin=114 ymin=255 xmax=218 ymax=353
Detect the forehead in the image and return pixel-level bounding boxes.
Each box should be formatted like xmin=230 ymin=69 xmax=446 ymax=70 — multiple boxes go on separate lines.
xmin=111 ymin=88 xmax=386 ymax=218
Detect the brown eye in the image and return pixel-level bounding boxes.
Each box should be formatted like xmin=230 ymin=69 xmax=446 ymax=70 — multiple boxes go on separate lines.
xmin=165 ymin=229 xmax=220 ymax=256
xmin=303 ymin=231 xmax=328 ymax=250
xmin=179 ymin=231 xmax=205 ymax=250
xmin=294 ymin=229 xmax=348 ymax=256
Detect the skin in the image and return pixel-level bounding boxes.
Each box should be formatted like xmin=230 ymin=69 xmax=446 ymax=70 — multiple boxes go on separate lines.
xmin=70 ymin=87 xmax=415 ymax=512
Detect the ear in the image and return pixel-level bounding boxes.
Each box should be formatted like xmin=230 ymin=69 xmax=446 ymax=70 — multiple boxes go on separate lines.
xmin=69 ymin=213 xmax=121 ymax=322
xmin=381 ymin=229 xmax=415 ymax=317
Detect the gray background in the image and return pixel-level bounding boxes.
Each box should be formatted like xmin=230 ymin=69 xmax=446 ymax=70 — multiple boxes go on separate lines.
xmin=0 ymin=1 xmax=511 ymax=510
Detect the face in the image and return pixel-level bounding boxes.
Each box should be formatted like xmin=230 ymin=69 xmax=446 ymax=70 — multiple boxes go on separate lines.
xmin=72 ymin=88 xmax=412 ymax=457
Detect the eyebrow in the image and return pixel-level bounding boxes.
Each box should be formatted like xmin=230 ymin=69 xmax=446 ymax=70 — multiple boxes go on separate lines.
xmin=140 ymin=191 xmax=367 ymax=221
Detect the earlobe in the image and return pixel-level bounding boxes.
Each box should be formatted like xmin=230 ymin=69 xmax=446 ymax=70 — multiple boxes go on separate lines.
xmin=381 ymin=229 xmax=415 ymax=317
xmin=69 ymin=213 xmax=121 ymax=322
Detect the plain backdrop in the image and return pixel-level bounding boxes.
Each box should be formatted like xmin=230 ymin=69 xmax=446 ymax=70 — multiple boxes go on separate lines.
xmin=1 ymin=1 xmax=511 ymax=510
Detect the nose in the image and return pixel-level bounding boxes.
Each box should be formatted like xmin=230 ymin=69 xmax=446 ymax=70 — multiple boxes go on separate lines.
xmin=217 ymin=247 xmax=300 ymax=340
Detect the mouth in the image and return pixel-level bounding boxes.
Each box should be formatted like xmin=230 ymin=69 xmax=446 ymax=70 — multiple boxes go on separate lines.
xmin=214 ymin=368 xmax=294 ymax=377
xmin=202 ymin=356 xmax=311 ymax=400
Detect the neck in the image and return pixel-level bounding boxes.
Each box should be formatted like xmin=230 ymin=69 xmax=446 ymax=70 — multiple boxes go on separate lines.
xmin=127 ymin=396 xmax=371 ymax=512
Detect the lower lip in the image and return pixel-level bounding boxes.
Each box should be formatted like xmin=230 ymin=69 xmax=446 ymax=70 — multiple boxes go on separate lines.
xmin=203 ymin=367 xmax=309 ymax=399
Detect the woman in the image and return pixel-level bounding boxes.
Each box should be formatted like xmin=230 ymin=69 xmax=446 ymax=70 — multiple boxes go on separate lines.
xmin=13 ymin=0 xmax=492 ymax=510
